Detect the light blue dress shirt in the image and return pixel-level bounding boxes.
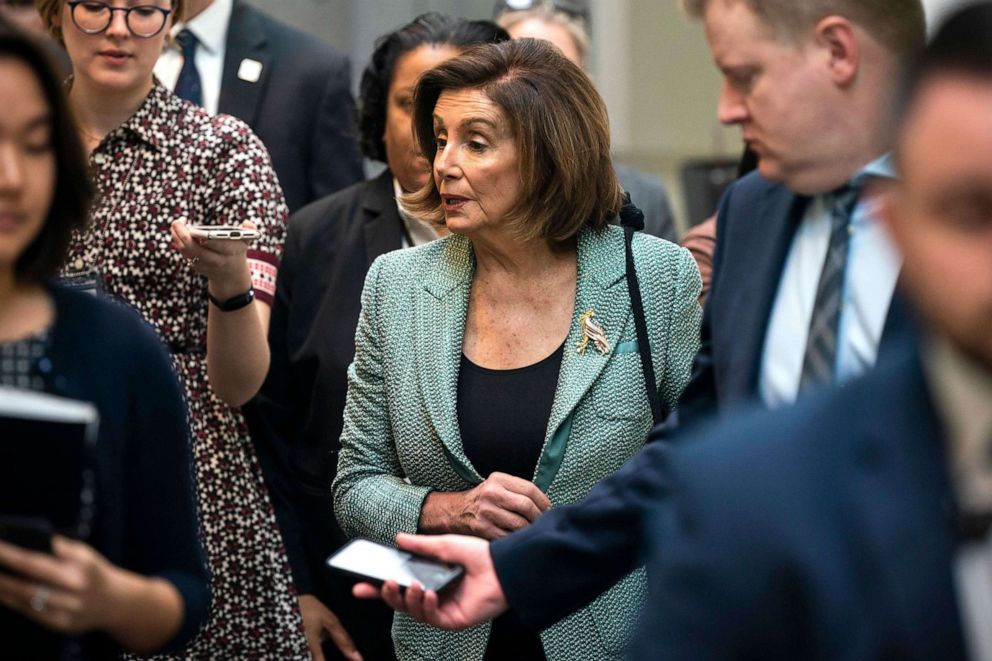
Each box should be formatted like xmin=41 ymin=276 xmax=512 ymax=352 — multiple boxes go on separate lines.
xmin=760 ymin=154 xmax=902 ymax=408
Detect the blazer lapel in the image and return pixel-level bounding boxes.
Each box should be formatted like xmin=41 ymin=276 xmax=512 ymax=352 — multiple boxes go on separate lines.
xmin=536 ymin=229 xmax=632 ymax=490
xmin=217 ymin=0 xmax=270 ymax=127
xmin=362 ymin=171 xmax=404 ymax=268
xmin=719 ymin=185 xmax=808 ymax=399
xmin=414 ymin=235 xmax=478 ymax=483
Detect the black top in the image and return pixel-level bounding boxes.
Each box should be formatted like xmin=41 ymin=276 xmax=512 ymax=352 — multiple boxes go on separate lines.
xmin=457 ymin=344 xmax=563 ymax=661
xmin=1 ymin=285 xmax=209 ymax=659
xmin=458 ymin=343 xmax=564 ymax=480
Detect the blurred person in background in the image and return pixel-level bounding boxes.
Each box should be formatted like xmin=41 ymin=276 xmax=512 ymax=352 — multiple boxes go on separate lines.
xmin=249 ymin=14 xmax=509 ymax=661
xmin=494 ymin=0 xmax=679 ymax=242
xmin=0 ymin=0 xmax=68 ymax=72
xmin=33 ymin=0 xmax=308 ymax=655
xmin=155 ymin=0 xmax=364 ymax=212
xmin=0 ymin=19 xmax=207 ymax=659
xmin=333 ymin=38 xmax=700 ymax=660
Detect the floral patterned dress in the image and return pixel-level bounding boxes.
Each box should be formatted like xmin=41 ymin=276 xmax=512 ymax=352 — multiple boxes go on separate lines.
xmin=63 ymin=82 xmax=308 ymax=658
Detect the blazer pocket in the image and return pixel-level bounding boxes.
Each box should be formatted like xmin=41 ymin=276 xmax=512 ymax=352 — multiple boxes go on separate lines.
xmin=614 ymin=340 xmax=639 ymax=354
xmin=591 ymin=352 xmax=652 ymax=421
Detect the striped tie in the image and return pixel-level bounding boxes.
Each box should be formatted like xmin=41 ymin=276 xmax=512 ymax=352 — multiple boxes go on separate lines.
xmin=799 ymin=185 xmax=861 ymax=392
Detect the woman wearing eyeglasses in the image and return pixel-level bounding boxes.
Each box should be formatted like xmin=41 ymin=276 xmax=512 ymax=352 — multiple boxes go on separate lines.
xmin=31 ymin=0 xmax=307 ymax=656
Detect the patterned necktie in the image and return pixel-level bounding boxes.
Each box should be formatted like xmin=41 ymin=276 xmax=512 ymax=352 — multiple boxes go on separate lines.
xmin=799 ymin=184 xmax=862 ymax=392
xmin=174 ymin=29 xmax=203 ymax=107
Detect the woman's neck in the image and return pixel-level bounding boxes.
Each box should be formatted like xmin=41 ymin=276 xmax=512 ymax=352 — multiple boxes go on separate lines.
xmin=69 ymin=75 xmax=152 ymax=142
xmin=472 ymin=230 xmax=575 ymax=282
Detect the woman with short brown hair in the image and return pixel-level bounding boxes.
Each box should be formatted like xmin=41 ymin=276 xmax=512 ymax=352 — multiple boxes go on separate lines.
xmin=334 ymin=38 xmax=702 ymax=660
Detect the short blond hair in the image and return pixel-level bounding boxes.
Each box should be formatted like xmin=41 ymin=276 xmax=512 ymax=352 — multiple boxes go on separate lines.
xmin=682 ymin=0 xmax=924 ymax=57
xmin=34 ymin=0 xmax=186 ymax=44
xmin=497 ymin=4 xmax=588 ymax=65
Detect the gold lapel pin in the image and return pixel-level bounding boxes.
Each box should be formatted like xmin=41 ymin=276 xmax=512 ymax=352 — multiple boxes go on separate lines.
xmin=576 ymin=309 xmax=610 ymax=356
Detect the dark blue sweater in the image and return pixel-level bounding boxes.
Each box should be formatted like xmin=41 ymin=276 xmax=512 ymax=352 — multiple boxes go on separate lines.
xmin=6 ymin=285 xmax=209 ymax=658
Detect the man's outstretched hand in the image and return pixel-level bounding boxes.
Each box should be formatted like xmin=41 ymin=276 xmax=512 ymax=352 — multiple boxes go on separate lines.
xmin=352 ymin=533 xmax=508 ymax=631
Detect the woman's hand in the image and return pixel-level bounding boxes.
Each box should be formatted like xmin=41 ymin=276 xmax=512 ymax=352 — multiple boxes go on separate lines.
xmin=0 ymin=536 xmax=117 ymax=634
xmin=419 ymin=472 xmax=552 ymax=540
xmin=170 ymin=218 xmax=272 ymax=406
xmin=171 ymin=220 xmax=254 ymax=299
xmin=299 ymin=594 xmax=363 ymax=661
xmin=0 ymin=536 xmax=182 ymax=653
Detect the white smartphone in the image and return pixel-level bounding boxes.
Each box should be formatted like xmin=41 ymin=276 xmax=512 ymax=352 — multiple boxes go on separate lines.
xmin=187 ymin=225 xmax=260 ymax=241
xmin=327 ymin=539 xmax=464 ymax=593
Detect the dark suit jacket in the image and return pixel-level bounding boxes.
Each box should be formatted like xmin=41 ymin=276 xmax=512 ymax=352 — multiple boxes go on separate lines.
xmin=631 ymin=344 xmax=966 ymax=660
xmin=490 ymin=171 xmax=913 ymax=632
xmin=675 ymin=171 xmax=912 ymax=426
xmin=245 ymin=170 xmax=399 ymax=659
xmin=615 ymin=162 xmax=677 ymax=242
xmin=219 ymin=0 xmax=363 ymax=212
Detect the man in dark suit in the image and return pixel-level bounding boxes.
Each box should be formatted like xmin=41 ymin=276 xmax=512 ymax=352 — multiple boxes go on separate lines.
xmin=156 ymin=0 xmax=364 ymax=212
xmin=352 ymin=0 xmax=933 ymax=638
xmin=632 ymin=5 xmax=992 ymax=654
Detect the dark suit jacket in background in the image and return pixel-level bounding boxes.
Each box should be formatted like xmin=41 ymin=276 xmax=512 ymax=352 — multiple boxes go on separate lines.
xmin=631 ymin=343 xmax=966 ymax=660
xmin=219 ymin=0 xmax=364 ymax=212
xmin=490 ymin=171 xmax=913 ymax=632
xmin=615 ymin=162 xmax=677 ymax=242
xmin=245 ymin=170 xmax=399 ymax=660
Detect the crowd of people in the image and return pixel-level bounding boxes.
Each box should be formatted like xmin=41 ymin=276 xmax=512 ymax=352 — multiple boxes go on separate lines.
xmin=0 ymin=0 xmax=989 ymax=659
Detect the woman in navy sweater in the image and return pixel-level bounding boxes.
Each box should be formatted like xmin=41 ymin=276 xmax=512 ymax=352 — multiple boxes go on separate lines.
xmin=0 ymin=19 xmax=208 ymax=658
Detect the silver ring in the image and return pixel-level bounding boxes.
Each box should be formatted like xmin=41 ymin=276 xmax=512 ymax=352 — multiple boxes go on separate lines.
xmin=186 ymin=257 xmax=199 ymax=268
xmin=30 ymin=586 xmax=50 ymax=612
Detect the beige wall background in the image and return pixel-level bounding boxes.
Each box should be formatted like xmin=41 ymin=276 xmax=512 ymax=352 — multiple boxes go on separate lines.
xmin=247 ymin=0 xmax=951 ymax=232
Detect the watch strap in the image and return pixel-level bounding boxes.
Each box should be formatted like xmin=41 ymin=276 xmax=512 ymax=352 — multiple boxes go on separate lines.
xmin=208 ymin=287 xmax=255 ymax=312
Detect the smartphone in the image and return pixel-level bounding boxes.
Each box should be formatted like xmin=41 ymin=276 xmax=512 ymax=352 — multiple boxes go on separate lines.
xmin=327 ymin=538 xmax=464 ymax=593
xmin=0 ymin=517 xmax=53 ymax=554
xmin=187 ymin=225 xmax=260 ymax=241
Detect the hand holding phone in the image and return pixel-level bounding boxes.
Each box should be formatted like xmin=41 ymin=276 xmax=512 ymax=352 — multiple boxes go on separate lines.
xmin=327 ymin=539 xmax=464 ymax=593
xmin=186 ymin=225 xmax=260 ymax=241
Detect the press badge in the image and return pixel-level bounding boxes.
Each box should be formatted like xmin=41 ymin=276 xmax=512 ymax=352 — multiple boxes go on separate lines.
xmin=57 ymin=264 xmax=104 ymax=297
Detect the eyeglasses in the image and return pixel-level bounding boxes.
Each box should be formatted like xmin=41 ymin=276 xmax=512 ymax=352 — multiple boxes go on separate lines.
xmin=492 ymin=0 xmax=590 ymax=23
xmin=67 ymin=1 xmax=172 ymax=38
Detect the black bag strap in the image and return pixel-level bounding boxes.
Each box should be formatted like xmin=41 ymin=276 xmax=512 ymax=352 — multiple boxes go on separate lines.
xmin=618 ymin=193 xmax=665 ymax=425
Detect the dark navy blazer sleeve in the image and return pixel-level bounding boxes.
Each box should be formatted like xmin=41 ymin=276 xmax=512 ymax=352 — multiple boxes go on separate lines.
xmin=491 ymin=432 xmax=672 ymax=631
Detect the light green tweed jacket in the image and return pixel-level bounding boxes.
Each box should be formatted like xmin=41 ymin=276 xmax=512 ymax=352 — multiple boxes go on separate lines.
xmin=333 ymin=225 xmax=701 ymax=661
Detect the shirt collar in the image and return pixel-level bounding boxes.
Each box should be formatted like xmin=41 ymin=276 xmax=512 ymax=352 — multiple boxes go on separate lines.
xmin=171 ymin=0 xmax=232 ymax=55
xmin=855 ymin=152 xmax=897 ymax=184
xmin=110 ymin=79 xmax=184 ymax=151
xmin=924 ymin=334 xmax=992 ymax=510
xmin=393 ymin=177 xmax=441 ymax=246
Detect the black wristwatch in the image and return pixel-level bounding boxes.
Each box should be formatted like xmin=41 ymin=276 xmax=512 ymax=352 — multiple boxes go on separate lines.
xmin=208 ymin=287 xmax=255 ymax=312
